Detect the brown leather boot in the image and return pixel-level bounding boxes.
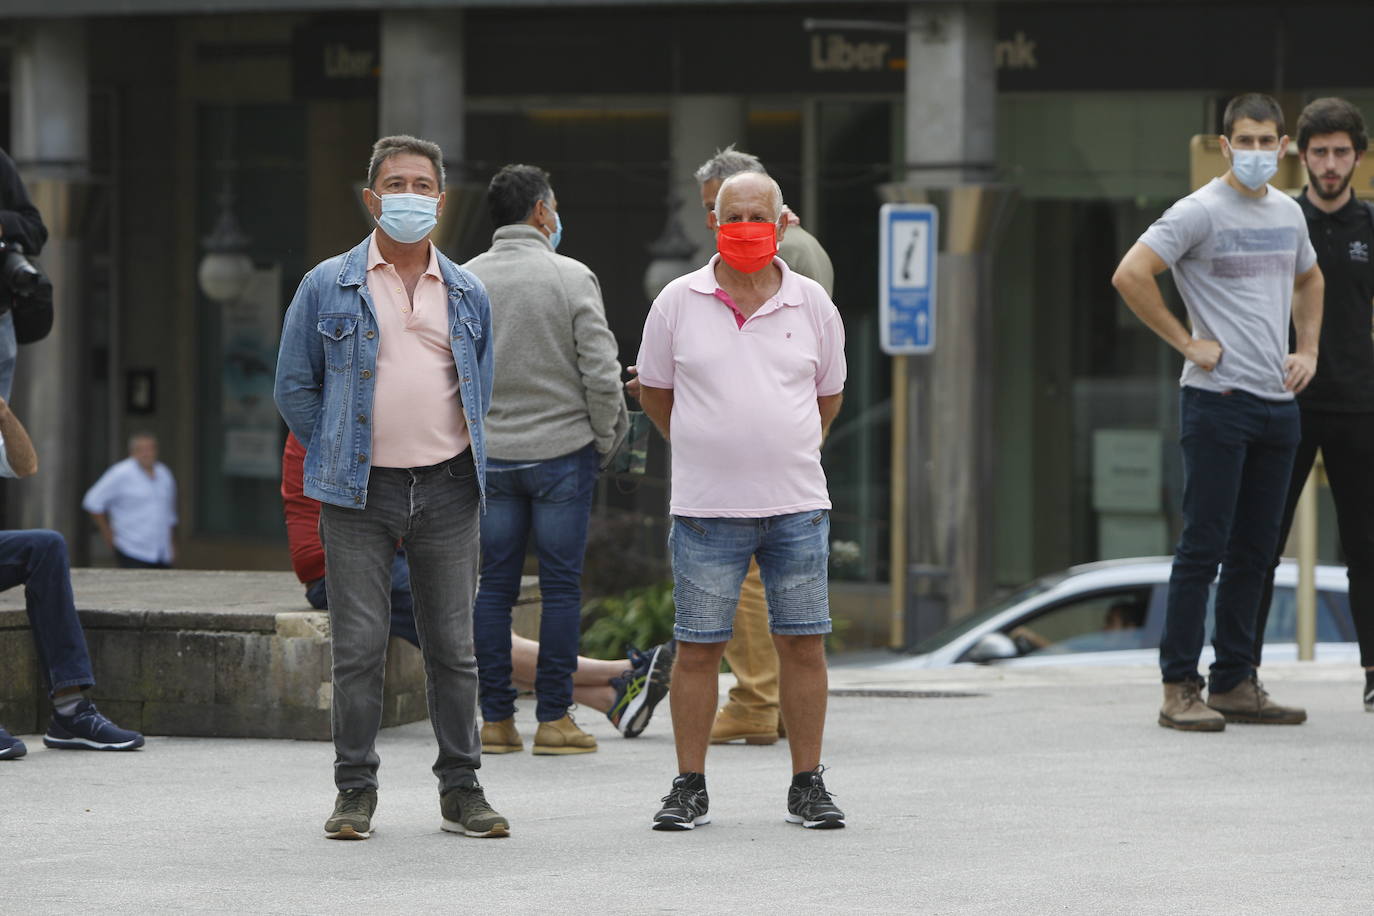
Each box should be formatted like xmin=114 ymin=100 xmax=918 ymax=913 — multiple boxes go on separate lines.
xmin=532 ymin=713 xmax=598 ymax=755
xmin=710 ymin=703 xmax=779 ymax=745
xmin=1207 ymin=675 xmax=1307 ymax=724
xmin=1159 ymin=681 xmax=1226 ymax=731
xmin=481 ymin=718 xmax=523 ymax=754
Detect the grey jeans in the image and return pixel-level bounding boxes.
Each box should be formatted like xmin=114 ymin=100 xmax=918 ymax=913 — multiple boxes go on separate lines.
xmin=320 ymin=449 xmax=482 ymax=793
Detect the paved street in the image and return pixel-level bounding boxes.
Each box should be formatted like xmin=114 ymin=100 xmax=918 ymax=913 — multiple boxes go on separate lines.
xmin=3 ymin=660 xmax=1371 ymax=914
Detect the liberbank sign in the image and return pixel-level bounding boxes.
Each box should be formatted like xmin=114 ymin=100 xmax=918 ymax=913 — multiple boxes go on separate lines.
xmin=463 ymin=5 xmax=1042 ymax=95
xmin=462 ymin=2 xmax=1374 ymax=96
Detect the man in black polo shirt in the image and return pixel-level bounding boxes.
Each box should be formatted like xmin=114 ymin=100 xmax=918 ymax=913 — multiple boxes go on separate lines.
xmin=1256 ymin=97 xmax=1374 ymax=711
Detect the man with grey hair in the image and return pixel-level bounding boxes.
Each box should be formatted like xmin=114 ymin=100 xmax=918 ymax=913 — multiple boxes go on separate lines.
xmin=637 ymin=171 xmax=847 ymax=830
xmin=82 ymin=432 xmax=177 ymax=568
xmin=275 ymin=134 xmax=508 ymax=841
xmin=694 ymin=144 xmax=834 ymax=297
xmin=689 ymin=146 xmax=834 ymax=747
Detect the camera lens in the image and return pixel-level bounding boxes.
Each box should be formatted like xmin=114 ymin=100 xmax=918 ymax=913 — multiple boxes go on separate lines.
xmin=2 ymin=249 xmax=40 ymax=297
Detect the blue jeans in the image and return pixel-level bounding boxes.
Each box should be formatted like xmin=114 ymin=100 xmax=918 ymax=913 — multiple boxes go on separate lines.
xmin=116 ymin=551 xmax=171 ymax=570
xmin=306 ymin=548 xmax=420 ymax=648
xmin=319 ymin=450 xmax=482 ymax=793
xmin=0 ymin=529 xmax=94 ymax=695
xmin=0 ymin=312 xmax=15 ymax=401
xmin=669 ymin=510 xmax=833 ymax=642
xmin=474 ymin=443 xmax=599 ymax=723
xmin=1161 ymin=388 xmax=1299 ymax=692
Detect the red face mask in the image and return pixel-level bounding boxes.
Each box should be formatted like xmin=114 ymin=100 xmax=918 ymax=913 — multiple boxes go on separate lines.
xmin=716 ymin=221 xmax=778 ymax=273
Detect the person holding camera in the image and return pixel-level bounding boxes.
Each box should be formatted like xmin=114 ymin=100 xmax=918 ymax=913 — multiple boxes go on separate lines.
xmin=0 ymin=147 xmax=49 ymax=401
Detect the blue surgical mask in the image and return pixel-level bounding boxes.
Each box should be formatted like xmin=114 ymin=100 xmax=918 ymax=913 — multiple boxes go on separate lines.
xmin=375 ymin=192 xmax=438 ymax=244
xmin=1230 ymin=147 xmax=1279 ymax=191
xmin=548 ymin=211 xmax=563 ymax=251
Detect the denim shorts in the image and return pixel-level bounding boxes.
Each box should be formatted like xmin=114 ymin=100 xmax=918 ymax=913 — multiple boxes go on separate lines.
xmin=668 ymin=510 xmax=832 ymax=642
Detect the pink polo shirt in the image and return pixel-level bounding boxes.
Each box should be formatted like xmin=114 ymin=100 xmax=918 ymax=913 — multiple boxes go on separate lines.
xmin=366 ymin=232 xmax=470 ymax=468
xmin=636 ymin=255 xmax=846 ymax=518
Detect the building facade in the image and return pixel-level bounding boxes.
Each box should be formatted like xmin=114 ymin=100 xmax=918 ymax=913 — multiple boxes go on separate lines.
xmin=1 ymin=0 xmax=1367 ymax=644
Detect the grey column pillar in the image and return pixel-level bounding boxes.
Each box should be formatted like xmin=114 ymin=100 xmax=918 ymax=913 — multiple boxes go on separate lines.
xmin=895 ymin=3 xmax=1016 ymax=637
xmin=670 ymin=96 xmax=746 ymax=261
xmin=378 ymin=11 xmax=481 ymax=254
xmin=379 ymin=11 xmax=465 ymax=165
xmin=9 ymin=19 xmax=89 ymax=546
xmin=905 ymin=4 xmax=997 ymax=186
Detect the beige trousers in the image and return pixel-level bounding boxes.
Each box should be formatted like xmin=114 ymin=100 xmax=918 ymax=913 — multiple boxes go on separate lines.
xmin=722 ymin=559 xmax=780 ymax=723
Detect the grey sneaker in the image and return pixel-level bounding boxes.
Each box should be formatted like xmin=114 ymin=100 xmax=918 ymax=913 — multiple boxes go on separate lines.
xmin=324 ymin=788 xmax=377 ymax=840
xmin=1207 ymin=675 xmax=1306 ymax=724
xmin=1159 ymin=680 xmax=1225 ymax=731
xmin=440 ymin=782 xmax=510 ymax=838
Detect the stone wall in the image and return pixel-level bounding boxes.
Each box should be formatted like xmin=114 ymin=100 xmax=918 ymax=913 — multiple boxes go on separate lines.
xmin=0 ymin=568 xmax=539 ymax=739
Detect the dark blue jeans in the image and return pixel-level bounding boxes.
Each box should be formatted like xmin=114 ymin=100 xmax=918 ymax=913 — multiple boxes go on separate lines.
xmin=474 ymin=443 xmax=599 ymax=723
xmin=0 ymin=529 xmax=94 ymax=695
xmin=116 ymin=551 xmax=171 ymax=570
xmin=306 ymin=548 xmax=420 ymax=648
xmin=1161 ymin=387 xmax=1299 ymax=692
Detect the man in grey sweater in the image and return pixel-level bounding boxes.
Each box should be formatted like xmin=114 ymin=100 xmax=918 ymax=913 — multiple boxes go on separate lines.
xmin=464 ymin=164 xmax=628 ymax=756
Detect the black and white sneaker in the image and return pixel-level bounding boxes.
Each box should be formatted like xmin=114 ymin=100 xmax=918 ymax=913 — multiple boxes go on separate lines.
xmin=786 ymin=766 xmax=845 ymax=829
xmin=43 ymin=699 xmax=144 ymax=751
xmin=652 ymin=773 xmax=710 ymax=831
xmin=1364 ymin=678 xmax=1373 ymax=713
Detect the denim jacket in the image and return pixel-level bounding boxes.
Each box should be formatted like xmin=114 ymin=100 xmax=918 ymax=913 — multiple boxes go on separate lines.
xmin=273 ymin=235 xmax=494 ymax=510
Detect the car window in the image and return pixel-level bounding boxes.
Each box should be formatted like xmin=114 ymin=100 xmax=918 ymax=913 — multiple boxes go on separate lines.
xmin=910 ymin=579 xmax=1058 ymax=655
xmin=1005 ymin=587 xmax=1153 ymax=656
xmin=1319 ymin=591 xmax=1356 ymax=642
xmin=1204 ymin=585 xmax=1349 ymax=643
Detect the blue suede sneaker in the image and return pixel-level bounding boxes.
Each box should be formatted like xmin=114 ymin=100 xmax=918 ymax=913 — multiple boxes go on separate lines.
xmin=43 ymin=699 xmax=144 ymax=751
xmin=0 ymin=725 xmax=27 ymax=759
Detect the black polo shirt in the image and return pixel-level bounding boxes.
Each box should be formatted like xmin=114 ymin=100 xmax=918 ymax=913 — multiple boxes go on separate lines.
xmin=1295 ymin=189 xmax=1374 ymax=412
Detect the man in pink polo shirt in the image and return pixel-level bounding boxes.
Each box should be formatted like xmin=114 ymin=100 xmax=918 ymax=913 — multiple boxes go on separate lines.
xmin=637 ymin=171 xmax=847 ymax=831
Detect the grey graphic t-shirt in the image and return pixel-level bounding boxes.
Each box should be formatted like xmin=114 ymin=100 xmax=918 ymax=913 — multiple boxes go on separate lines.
xmin=1139 ymin=177 xmax=1317 ymax=400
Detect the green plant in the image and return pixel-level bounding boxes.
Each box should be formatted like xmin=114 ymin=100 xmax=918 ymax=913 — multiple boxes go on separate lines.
xmin=580 ymin=581 xmax=675 ymax=659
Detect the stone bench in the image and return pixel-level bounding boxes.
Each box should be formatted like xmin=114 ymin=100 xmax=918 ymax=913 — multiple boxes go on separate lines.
xmin=0 ymin=569 xmax=540 ymax=740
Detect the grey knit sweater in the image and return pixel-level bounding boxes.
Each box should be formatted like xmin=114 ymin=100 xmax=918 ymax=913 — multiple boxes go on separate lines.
xmin=463 ymin=225 xmax=627 ymax=461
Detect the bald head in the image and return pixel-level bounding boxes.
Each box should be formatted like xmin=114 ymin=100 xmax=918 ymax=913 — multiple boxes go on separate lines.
xmin=711 ymin=172 xmax=784 ymax=227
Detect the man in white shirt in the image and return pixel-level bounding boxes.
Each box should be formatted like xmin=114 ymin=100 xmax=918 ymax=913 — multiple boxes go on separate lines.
xmin=82 ymin=433 xmax=177 ymax=568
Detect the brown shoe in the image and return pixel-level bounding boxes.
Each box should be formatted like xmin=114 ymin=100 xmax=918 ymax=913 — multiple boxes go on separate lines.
xmin=1159 ymin=681 xmax=1226 ymax=731
xmin=481 ymin=718 xmax=523 ymax=754
xmin=710 ymin=704 xmax=779 ymax=745
xmin=1207 ymin=675 xmax=1307 ymax=724
xmin=532 ymin=713 xmax=597 ymax=755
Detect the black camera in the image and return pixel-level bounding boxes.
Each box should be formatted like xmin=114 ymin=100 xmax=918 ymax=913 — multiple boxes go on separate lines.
xmin=0 ymin=238 xmax=42 ymax=298
xmin=0 ymin=238 xmax=53 ymax=344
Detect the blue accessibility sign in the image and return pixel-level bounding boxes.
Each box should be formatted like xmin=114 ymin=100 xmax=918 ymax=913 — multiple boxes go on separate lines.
xmin=879 ymin=203 xmax=938 ymax=354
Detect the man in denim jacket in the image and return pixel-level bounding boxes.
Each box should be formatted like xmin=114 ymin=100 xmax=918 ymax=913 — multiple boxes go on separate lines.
xmin=274 ymin=135 xmax=507 ymax=842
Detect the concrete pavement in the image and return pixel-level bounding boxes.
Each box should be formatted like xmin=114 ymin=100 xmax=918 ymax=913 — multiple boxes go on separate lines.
xmin=3 ymin=659 xmax=1371 ymax=914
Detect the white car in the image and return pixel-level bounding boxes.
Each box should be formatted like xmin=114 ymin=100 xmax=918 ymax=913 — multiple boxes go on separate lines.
xmin=881 ymin=557 xmax=1358 ymax=669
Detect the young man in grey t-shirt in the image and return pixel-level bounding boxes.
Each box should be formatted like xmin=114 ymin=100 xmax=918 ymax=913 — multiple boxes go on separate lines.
xmin=1112 ymin=93 xmax=1325 ymax=732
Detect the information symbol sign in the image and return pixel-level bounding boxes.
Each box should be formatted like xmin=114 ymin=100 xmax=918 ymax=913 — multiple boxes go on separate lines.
xmin=879 ymin=203 xmax=938 ymax=354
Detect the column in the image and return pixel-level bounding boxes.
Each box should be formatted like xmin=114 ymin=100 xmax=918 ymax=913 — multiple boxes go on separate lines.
xmin=896 ymin=3 xmax=1016 ymax=636
xmin=378 ymin=11 xmax=477 ymax=253
xmin=9 ymin=19 xmax=90 ymax=546
xmin=669 ymin=96 xmax=746 ymax=260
